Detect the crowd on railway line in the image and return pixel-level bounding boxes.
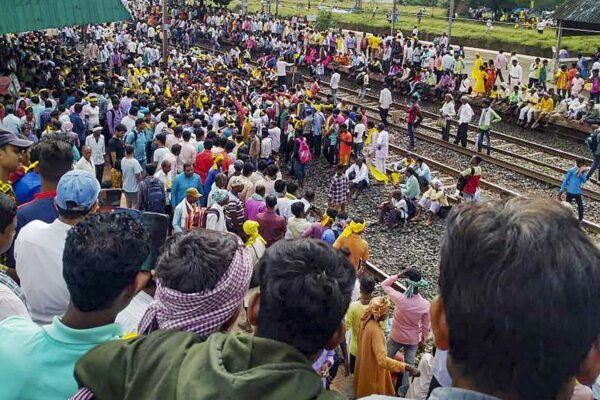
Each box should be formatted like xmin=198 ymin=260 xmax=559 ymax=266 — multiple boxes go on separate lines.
xmin=0 ymin=1 xmax=598 ymax=399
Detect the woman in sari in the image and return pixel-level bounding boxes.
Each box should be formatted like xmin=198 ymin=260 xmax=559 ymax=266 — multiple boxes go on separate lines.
xmin=353 ymin=297 xmax=420 ymax=397
xmin=473 ymin=65 xmax=488 ymax=97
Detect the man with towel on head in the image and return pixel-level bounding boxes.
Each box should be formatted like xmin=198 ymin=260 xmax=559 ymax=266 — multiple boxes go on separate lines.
xmin=137 ymin=230 xmax=253 ymax=337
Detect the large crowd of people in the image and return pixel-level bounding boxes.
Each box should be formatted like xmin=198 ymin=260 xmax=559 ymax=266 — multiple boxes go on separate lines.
xmin=0 ymin=1 xmax=599 ymax=399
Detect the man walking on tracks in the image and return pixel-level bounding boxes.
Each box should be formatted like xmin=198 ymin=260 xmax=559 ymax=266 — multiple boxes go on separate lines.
xmin=406 ymin=94 xmax=420 ymax=150
xmin=379 ymin=83 xmax=392 ymax=126
xmin=454 ymin=96 xmax=474 ymax=148
xmin=476 ymin=99 xmax=501 ymax=155
xmin=558 ymin=157 xmax=589 ymax=221
xmin=373 ymin=123 xmax=389 ymax=174
xmin=585 ymin=128 xmax=600 ymax=184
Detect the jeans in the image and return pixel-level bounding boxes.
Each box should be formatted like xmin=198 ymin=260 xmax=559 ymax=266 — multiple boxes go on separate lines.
xmin=293 ymin=158 xmax=306 ymax=183
xmin=312 ymin=135 xmax=322 ymax=156
xmin=380 ymin=107 xmax=389 ymax=126
xmin=358 ymin=87 xmax=367 ymax=99
xmin=566 ymin=192 xmax=584 ymax=221
xmin=387 ymin=339 xmax=418 ymax=396
xmin=589 ymin=155 xmax=600 ymax=182
xmin=454 ymin=122 xmax=468 ymax=147
xmin=95 ymin=163 xmax=104 ymax=184
xmin=441 ymin=122 xmax=450 ymax=141
xmin=496 ymin=68 xmax=504 ymax=83
xmin=331 ymin=88 xmax=338 ymax=104
xmin=477 ymin=129 xmax=491 ymax=155
xmin=407 ymin=123 xmax=415 ymax=148
xmin=353 ymin=142 xmax=364 ymax=158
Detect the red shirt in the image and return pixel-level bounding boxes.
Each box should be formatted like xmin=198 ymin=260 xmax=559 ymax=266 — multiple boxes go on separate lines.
xmin=194 ymin=150 xmax=214 ymax=184
xmin=406 ymin=103 xmax=420 ymax=123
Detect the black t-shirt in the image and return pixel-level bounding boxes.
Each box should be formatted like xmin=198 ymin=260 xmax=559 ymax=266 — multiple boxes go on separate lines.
xmin=108 ymin=137 xmax=125 ymax=166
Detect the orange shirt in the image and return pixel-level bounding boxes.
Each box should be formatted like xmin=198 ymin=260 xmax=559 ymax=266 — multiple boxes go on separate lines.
xmin=333 ymin=233 xmax=369 ymax=270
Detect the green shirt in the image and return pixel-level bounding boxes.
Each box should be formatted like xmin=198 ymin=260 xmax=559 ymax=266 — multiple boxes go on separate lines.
xmin=0 ymin=316 xmax=122 ymax=400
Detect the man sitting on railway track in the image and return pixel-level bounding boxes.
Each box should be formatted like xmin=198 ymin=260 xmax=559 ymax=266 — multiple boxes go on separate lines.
xmin=429 ymin=198 xmax=600 ymax=400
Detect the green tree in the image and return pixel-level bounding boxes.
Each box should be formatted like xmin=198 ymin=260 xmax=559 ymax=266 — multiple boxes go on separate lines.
xmin=315 ymin=10 xmax=337 ymax=31
xmin=212 ymin=0 xmax=232 ymax=7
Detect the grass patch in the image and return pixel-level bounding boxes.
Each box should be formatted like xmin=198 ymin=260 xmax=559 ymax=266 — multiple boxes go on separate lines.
xmin=228 ymin=0 xmax=600 ymax=56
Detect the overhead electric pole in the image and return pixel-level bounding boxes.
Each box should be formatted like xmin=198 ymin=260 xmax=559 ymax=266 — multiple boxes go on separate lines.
xmin=447 ymin=0 xmax=454 ymax=46
xmin=162 ymin=0 xmax=168 ymax=69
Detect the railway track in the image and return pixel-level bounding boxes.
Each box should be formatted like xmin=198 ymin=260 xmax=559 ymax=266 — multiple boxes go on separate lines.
xmin=192 ymin=43 xmax=600 ymax=234
xmin=314 ymin=82 xmax=600 ymax=203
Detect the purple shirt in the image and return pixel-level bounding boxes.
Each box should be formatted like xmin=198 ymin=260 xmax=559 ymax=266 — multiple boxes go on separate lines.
xmin=244 ymin=197 xmax=266 ymax=221
xmin=256 ymin=210 xmax=286 ymax=247
xmin=312 ymin=349 xmax=335 ymax=387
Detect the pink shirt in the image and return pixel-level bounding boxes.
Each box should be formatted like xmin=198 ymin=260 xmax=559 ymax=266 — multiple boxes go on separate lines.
xmin=382 ymin=275 xmax=430 ymax=345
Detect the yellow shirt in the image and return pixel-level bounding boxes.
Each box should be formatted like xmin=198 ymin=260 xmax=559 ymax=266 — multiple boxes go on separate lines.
xmin=538 ymin=97 xmax=554 ymax=112
xmin=345 ymin=301 xmax=368 ymax=356
xmin=369 ymin=35 xmax=381 ymax=49
xmin=333 ymin=233 xmax=369 ymax=270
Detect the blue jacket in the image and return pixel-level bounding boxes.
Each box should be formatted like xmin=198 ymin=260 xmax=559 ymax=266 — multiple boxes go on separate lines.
xmin=560 ymin=167 xmax=588 ymax=195
xmin=171 ymin=173 xmax=203 ymax=209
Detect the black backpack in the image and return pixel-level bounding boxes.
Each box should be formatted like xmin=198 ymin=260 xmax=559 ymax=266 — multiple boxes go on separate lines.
xmin=585 ymin=129 xmax=600 ymax=153
xmin=457 ymin=167 xmax=474 ymax=192
xmin=141 ymin=178 xmax=166 ymax=213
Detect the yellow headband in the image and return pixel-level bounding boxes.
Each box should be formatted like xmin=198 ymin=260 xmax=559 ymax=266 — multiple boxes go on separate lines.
xmin=341 ymin=220 xmax=366 ymax=238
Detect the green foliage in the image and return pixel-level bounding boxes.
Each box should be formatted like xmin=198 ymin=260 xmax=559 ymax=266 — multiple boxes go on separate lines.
xmin=212 ymin=0 xmax=232 ymax=7
xmin=315 ymin=10 xmax=337 ymax=31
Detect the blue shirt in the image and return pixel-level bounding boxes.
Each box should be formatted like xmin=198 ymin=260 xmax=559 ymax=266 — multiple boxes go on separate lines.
xmin=560 ymin=167 xmax=588 ymax=195
xmin=121 ymin=157 xmax=143 ymax=193
xmin=171 ymin=172 xmax=203 ymax=209
xmin=13 ymin=170 xmax=41 ymax=204
xmin=125 ymin=130 xmax=147 ymax=164
xmin=203 ymin=168 xmax=220 ymax=204
xmin=313 ymin=112 xmax=325 ymax=136
xmin=0 ymin=316 xmax=122 ymax=400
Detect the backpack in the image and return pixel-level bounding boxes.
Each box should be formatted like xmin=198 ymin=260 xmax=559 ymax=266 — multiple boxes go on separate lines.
xmin=297 ymin=137 xmax=312 ymax=165
xmin=405 ymin=197 xmax=417 ymax=219
xmin=197 ymin=207 xmax=220 ymax=229
xmin=142 ymin=178 xmax=166 ymax=213
xmin=457 ymin=167 xmax=474 ymax=192
xmin=356 ymin=73 xmax=366 ymax=86
xmin=585 ymin=129 xmax=600 ymax=154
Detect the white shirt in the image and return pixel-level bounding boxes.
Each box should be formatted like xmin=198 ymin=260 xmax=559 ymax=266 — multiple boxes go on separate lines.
xmin=267 ymin=127 xmax=281 ymax=152
xmin=85 ymin=134 xmax=106 ymax=165
xmin=345 ymin=163 xmax=369 ymax=184
xmin=206 ymin=203 xmax=227 ymax=232
xmin=374 ymin=130 xmax=389 ymax=158
xmin=276 ymin=60 xmax=292 ymax=77
xmin=353 ymin=123 xmax=366 ymax=144
xmin=260 ymin=137 xmax=273 ymax=159
xmin=75 ymin=156 xmax=95 ymax=173
xmin=458 ymin=103 xmax=475 ymax=124
xmin=509 ymin=64 xmax=523 ymax=82
xmin=379 ymin=88 xmax=392 ymax=109
xmin=121 ymin=114 xmax=136 ymax=133
xmin=115 ymin=290 xmax=153 ymax=334
xmin=441 ymin=101 xmax=456 ymax=118
xmin=330 ymin=72 xmax=340 ymax=90
xmin=154 ymin=121 xmax=167 ymax=138
xmin=15 ymin=219 xmax=73 ymax=325
xmin=153 ymin=147 xmax=170 ymax=166
xmin=0 ymin=279 xmax=30 ymax=321
xmin=2 ymin=114 xmax=23 ymax=134
xmin=84 ymin=104 xmax=100 ymax=127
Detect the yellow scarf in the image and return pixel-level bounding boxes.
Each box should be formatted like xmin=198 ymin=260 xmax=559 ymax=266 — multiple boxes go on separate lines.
xmin=243 ymin=221 xmax=266 ymax=247
xmin=341 ymin=220 xmax=366 ymax=238
xmin=212 ymin=153 xmax=224 ymax=169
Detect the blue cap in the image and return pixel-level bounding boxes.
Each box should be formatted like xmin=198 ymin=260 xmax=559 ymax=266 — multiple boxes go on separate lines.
xmin=56 ymin=170 xmax=101 ymax=211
